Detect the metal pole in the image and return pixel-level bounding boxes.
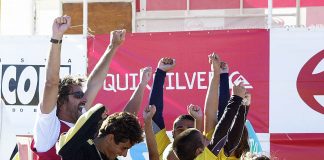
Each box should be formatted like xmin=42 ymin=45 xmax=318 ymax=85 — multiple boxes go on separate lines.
xmin=83 ymin=0 xmax=88 ymax=38
xmin=240 ymin=0 xmax=243 ymax=15
xmin=132 ymin=0 xmax=136 ymax=33
xmin=187 ymin=0 xmax=190 ymax=12
xmin=296 ymin=0 xmax=301 ymax=27
xmin=267 ymin=0 xmax=273 ymax=29
xmin=83 ymin=0 xmax=88 ymax=76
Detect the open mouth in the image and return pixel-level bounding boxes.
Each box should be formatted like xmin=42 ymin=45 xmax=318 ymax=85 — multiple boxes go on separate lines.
xmin=78 ymin=103 xmax=86 ymax=113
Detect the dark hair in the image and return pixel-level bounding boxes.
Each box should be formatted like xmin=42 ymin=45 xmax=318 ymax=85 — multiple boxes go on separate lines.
xmin=98 ymin=112 xmax=144 ymax=145
xmin=234 ymin=126 xmax=250 ymax=158
xmin=173 ymin=128 xmax=204 ymax=160
xmin=57 ymin=75 xmax=86 ymax=110
xmin=173 ymin=114 xmax=194 ymax=129
xmin=255 ymin=155 xmax=270 ymax=160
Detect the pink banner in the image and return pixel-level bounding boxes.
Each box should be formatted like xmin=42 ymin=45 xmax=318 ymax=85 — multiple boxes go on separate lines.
xmin=87 ymin=29 xmax=269 ymax=133
xmin=270 ymin=133 xmax=324 ymax=159
xmin=141 ymin=0 xmax=324 ymax=11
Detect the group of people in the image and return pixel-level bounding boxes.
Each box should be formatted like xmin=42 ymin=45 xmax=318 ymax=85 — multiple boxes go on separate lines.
xmin=30 ymin=15 xmax=270 ymax=160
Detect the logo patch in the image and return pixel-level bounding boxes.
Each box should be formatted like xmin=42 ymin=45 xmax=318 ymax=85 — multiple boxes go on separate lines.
xmin=297 ymin=50 xmax=324 ymax=114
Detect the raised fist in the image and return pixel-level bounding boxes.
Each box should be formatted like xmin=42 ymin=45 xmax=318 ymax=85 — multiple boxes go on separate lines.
xmin=110 ymin=29 xmax=126 ymax=48
xmin=140 ymin=67 xmax=152 ymax=85
xmin=187 ymin=104 xmax=203 ymax=120
xmin=157 ymin=57 xmax=176 ymax=72
xmin=52 ymin=16 xmax=71 ymax=39
xmin=143 ymin=105 xmax=156 ymax=122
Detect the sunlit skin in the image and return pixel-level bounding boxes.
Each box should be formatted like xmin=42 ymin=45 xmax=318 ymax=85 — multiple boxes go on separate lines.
xmin=58 ymin=85 xmax=87 ymax=123
xmin=172 ymin=119 xmax=194 ymax=138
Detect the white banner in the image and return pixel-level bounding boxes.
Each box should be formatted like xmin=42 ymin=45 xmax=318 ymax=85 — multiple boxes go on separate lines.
xmin=0 ymin=35 xmax=86 ymax=160
xmin=270 ymin=28 xmax=324 ymax=133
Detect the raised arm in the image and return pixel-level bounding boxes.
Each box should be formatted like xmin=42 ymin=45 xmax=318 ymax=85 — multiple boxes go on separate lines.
xmin=150 ymin=58 xmax=175 ymax=132
xmin=217 ymin=62 xmax=230 ymax=121
xmin=187 ymin=104 xmax=203 ymax=132
xmin=84 ymin=30 xmax=126 ymax=110
xmin=40 ymin=16 xmax=71 ymax=114
xmin=124 ymin=67 xmax=152 ymax=115
xmin=143 ymin=105 xmax=159 ymax=160
xmin=204 ymin=53 xmax=221 ymax=134
xmin=149 ymin=58 xmax=175 ymax=157
xmin=207 ymin=83 xmax=246 ymax=155
xmin=224 ymin=93 xmax=251 ymax=156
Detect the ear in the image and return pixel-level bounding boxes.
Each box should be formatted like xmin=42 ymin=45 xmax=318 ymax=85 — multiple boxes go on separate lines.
xmin=195 ymin=147 xmax=204 ymax=156
xmin=105 ymin=134 xmax=115 ymax=144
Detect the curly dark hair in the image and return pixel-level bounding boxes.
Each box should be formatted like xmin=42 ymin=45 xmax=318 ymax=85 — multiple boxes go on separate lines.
xmin=57 ymin=75 xmax=86 ymax=109
xmin=98 ymin=112 xmax=144 ymax=145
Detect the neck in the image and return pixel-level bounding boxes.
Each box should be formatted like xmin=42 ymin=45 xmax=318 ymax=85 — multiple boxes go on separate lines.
xmin=57 ymin=113 xmax=75 ymax=123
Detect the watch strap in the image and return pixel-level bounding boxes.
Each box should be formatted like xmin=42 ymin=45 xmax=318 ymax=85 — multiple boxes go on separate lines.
xmin=50 ymin=38 xmax=62 ymax=44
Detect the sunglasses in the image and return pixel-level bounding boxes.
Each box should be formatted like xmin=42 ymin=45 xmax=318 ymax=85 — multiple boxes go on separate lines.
xmin=66 ymin=91 xmax=85 ymax=99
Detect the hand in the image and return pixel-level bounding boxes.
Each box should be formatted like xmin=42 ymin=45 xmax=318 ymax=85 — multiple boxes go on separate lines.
xmin=140 ymin=67 xmax=152 ymax=85
xmin=243 ymin=92 xmax=251 ymax=106
xmin=187 ymin=104 xmax=203 ymax=120
xmin=158 ymin=57 xmax=176 ymax=72
xmin=143 ymin=105 xmax=156 ymax=122
xmin=232 ymin=82 xmax=246 ymax=98
xmin=208 ymin=53 xmax=221 ymax=74
xmin=220 ymin=62 xmax=229 ymax=74
xmin=52 ymin=16 xmax=71 ymax=40
xmin=110 ymin=29 xmax=126 ymax=48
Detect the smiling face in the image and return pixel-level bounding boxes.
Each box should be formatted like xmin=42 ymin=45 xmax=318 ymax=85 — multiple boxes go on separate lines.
xmin=57 ymin=76 xmax=87 ymax=123
xmin=59 ymin=85 xmax=87 ymax=123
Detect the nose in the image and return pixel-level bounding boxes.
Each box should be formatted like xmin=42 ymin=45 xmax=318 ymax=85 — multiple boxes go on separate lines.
xmin=81 ymin=96 xmax=87 ymax=103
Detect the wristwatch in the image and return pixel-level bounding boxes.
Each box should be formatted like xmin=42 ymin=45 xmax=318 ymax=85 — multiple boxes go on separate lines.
xmin=50 ymin=38 xmax=62 ymax=44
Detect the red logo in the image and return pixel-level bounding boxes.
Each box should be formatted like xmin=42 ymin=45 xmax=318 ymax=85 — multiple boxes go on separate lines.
xmin=297 ymin=50 xmax=324 ymax=114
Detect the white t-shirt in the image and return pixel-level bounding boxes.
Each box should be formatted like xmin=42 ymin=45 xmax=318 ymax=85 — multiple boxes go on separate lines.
xmin=33 ymin=105 xmax=74 ymax=152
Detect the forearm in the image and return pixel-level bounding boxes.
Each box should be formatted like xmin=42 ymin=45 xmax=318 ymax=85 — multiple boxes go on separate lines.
xmin=208 ymin=95 xmax=242 ymax=153
xmin=195 ymin=118 xmax=203 ymax=132
xmin=46 ymin=44 xmax=61 ymax=83
xmin=150 ymin=69 xmax=166 ymax=130
xmin=145 ymin=119 xmax=160 ymax=160
xmin=224 ymin=105 xmax=249 ymax=156
xmin=85 ymin=45 xmax=118 ymax=110
xmin=123 ymin=82 xmax=147 ymax=115
xmin=204 ymin=72 xmax=220 ymax=133
xmin=41 ymin=41 xmax=62 ymax=113
xmin=217 ymin=73 xmax=230 ymax=121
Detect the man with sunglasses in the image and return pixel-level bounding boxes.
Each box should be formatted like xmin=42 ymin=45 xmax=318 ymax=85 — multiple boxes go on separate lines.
xmin=31 ymin=16 xmax=151 ymax=160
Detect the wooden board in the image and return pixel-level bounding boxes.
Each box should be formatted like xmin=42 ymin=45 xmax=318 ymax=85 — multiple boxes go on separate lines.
xmin=63 ymin=2 xmax=132 ymax=34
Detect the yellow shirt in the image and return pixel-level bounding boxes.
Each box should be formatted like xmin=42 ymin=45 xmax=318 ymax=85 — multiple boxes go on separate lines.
xmin=195 ymin=148 xmax=239 ymax=160
xmin=155 ymin=129 xmax=171 ymax=160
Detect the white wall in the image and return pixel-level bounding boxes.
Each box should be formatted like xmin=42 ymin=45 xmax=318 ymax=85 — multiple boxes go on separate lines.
xmin=1 ymin=0 xmax=35 ymax=35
